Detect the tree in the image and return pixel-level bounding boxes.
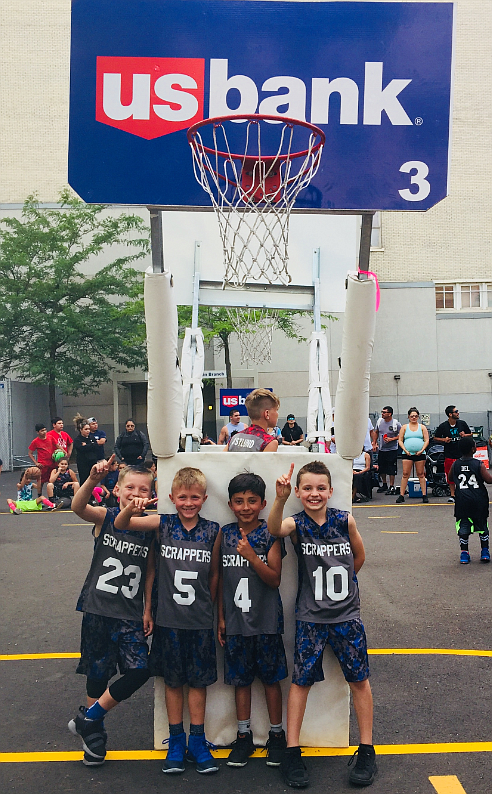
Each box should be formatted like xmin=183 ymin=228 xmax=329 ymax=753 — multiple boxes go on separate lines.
xmin=177 ymin=305 xmax=335 ymax=388
xmin=0 ymin=192 xmax=149 ymax=418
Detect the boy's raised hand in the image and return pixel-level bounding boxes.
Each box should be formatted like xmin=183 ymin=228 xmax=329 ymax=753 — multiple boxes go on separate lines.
xmin=122 ymin=496 xmax=159 ymax=516
xmin=236 ymin=527 xmax=255 ymax=563
xmin=276 ymin=463 xmax=295 ymax=501
xmin=89 ymin=453 xmax=116 ymax=483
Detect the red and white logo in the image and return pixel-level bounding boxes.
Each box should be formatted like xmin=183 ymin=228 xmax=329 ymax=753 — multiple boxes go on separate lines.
xmin=96 ymin=56 xmax=205 ymax=139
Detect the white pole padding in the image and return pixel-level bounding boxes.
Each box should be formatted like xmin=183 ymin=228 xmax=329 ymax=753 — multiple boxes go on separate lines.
xmin=181 ymin=327 xmax=205 ymax=442
xmin=306 ymin=331 xmax=332 ymax=444
xmin=334 ymin=274 xmax=376 ymax=460
xmin=144 ymin=266 xmax=183 ymax=457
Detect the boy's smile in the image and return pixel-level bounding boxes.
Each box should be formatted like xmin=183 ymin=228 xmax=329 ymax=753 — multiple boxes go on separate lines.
xmin=171 ymin=486 xmax=207 ymax=526
xmin=229 ymin=490 xmax=266 ymax=531
xmin=295 ymin=474 xmax=333 ymax=520
xmin=115 ymin=473 xmax=152 ymax=509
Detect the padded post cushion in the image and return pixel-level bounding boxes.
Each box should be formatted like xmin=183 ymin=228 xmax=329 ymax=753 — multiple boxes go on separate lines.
xmin=154 ymin=449 xmax=353 ymax=748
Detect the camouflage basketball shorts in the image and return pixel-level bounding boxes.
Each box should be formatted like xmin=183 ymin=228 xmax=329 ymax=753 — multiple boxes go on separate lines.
xmin=76 ymin=612 xmax=149 ymax=681
xmin=224 ymin=633 xmax=288 ymax=687
xmin=293 ymin=618 xmax=369 ymax=685
xmin=149 ymin=625 xmax=217 ymax=688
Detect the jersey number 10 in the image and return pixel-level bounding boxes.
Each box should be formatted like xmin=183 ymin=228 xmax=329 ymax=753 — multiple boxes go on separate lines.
xmin=313 ymin=565 xmax=349 ymax=602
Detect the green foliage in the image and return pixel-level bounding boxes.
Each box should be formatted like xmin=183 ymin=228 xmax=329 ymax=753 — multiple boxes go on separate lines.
xmin=0 ymin=191 xmax=149 ymax=397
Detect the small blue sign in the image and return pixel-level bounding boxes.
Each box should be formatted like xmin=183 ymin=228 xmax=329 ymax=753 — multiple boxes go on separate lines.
xmin=220 ymin=388 xmax=272 ymax=416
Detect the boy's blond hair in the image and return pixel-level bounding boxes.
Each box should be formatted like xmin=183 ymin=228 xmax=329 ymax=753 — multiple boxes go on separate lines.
xmin=171 ymin=466 xmax=207 ymax=493
xmin=245 ymin=388 xmax=280 ymax=421
xmin=118 ymin=465 xmax=154 ymax=487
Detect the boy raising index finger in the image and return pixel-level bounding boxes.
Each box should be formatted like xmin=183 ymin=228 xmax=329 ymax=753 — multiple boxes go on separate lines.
xmin=268 ymin=460 xmax=376 ymax=789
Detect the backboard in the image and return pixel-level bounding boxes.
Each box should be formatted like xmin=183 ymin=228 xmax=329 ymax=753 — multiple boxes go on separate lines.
xmin=69 ymin=0 xmax=454 ymax=211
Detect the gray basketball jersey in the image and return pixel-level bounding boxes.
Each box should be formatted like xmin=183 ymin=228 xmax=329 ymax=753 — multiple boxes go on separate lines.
xmin=293 ymin=509 xmax=360 ymax=624
xmin=81 ymin=511 xmax=151 ymax=621
xmin=221 ymin=521 xmax=283 ymax=636
xmin=228 ymin=432 xmax=264 ymax=452
xmin=155 ymin=515 xmax=219 ymax=630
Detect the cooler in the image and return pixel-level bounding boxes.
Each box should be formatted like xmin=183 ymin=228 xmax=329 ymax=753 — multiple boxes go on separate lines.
xmin=408 ymin=477 xmax=428 ymax=497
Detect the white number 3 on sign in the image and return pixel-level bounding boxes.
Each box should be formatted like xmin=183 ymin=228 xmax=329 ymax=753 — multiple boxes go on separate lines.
xmin=398 ymin=161 xmax=431 ymax=201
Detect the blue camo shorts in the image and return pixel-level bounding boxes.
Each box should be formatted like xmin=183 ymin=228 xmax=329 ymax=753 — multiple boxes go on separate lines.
xmin=224 ymin=633 xmax=288 ymax=687
xmin=293 ymin=619 xmax=369 ymax=685
xmin=149 ymin=625 xmax=217 ymax=688
xmin=76 ymin=612 xmax=149 ymax=681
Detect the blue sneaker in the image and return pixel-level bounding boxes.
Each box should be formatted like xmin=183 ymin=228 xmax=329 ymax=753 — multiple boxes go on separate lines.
xmin=162 ymin=732 xmax=187 ymax=774
xmin=187 ymin=734 xmax=219 ymax=774
xmin=460 ymin=551 xmax=470 ymax=564
xmin=480 ymin=548 xmax=490 ymax=563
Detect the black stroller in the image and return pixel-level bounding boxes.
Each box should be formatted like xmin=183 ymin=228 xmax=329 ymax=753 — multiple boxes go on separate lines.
xmin=425 ymin=443 xmax=451 ymax=497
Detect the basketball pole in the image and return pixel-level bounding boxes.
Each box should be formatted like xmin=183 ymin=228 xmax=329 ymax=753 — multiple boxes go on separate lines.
xmin=149 ymin=208 xmax=165 ymax=274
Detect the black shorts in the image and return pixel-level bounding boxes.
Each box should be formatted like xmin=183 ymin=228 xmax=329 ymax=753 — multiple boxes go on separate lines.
xmin=402 ymin=453 xmax=426 ymax=463
xmin=76 ymin=612 xmax=149 ymax=681
xmin=149 ymin=625 xmax=217 ymax=688
xmin=224 ymin=634 xmax=288 ymax=687
xmin=377 ymin=449 xmax=398 ymax=476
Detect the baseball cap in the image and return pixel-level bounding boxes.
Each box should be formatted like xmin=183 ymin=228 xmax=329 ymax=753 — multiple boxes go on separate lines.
xmin=88 ymin=417 xmax=97 ymax=423
xmin=287 ymin=414 xmax=296 ymax=420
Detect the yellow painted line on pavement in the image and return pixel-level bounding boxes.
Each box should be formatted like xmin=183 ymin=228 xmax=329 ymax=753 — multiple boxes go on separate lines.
xmin=0 ymin=653 xmax=80 ymax=661
xmin=429 ymin=775 xmax=467 ymax=794
xmin=1 ymin=742 xmax=492 ymax=763
xmin=381 ymin=530 xmax=419 ymax=534
xmin=368 ymin=515 xmax=400 ymax=519
xmin=353 ymin=503 xmax=449 ymax=509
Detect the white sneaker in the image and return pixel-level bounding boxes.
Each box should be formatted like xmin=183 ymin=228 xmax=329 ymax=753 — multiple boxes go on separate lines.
xmin=447 ymin=496 xmax=455 ymax=503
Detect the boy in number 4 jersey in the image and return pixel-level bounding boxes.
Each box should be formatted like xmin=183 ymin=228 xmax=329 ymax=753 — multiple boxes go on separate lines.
xmin=218 ymin=473 xmax=287 ymax=768
xmin=115 ymin=466 xmax=222 ymax=776
xmin=268 ymin=460 xmax=376 ymax=788
xmin=68 ymin=455 xmax=156 ymax=766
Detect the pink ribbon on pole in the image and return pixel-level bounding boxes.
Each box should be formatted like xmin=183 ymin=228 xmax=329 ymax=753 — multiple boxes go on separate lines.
xmin=358 ymin=270 xmax=380 ymax=312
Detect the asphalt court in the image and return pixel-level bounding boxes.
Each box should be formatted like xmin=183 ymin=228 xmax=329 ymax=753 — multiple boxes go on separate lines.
xmin=0 ymin=467 xmax=491 ymax=794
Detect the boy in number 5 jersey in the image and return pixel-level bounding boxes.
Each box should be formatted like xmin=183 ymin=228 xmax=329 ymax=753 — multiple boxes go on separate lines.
xmin=115 ymin=467 xmax=221 ymax=776
xmin=218 ymin=473 xmax=287 ymax=768
xmin=268 ymin=460 xmax=376 ymax=788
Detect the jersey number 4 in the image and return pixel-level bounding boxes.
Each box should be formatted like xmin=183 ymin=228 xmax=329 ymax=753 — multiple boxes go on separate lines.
xmin=96 ymin=556 xmax=142 ymax=599
xmin=234 ymin=577 xmax=252 ymax=613
xmin=313 ymin=565 xmax=349 ymax=602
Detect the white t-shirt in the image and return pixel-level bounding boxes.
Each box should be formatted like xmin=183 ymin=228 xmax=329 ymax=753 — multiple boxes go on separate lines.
xmin=363 ymin=418 xmax=374 ymax=452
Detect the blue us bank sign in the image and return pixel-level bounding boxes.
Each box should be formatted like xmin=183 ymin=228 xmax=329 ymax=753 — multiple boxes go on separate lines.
xmin=69 ymin=0 xmax=454 ymax=211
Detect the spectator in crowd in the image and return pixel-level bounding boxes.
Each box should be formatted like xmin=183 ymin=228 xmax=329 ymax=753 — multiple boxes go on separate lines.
xmin=396 ymin=408 xmax=430 ymax=504
xmin=100 ymin=456 xmax=119 ymax=507
xmin=88 ymin=417 xmax=106 ymax=460
xmin=218 ymin=409 xmax=248 ymax=445
xmin=28 ymin=423 xmax=56 ymax=492
xmin=200 ymin=433 xmax=216 ymax=445
xmin=352 ymin=449 xmax=372 ymax=502
xmin=373 ymin=407 xmax=401 ymax=495
xmin=268 ymin=424 xmax=283 ymax=442
xmin=47 ymin=417 xmax=73 ymax=460
xmin=73 ymin=421 xmax=100 ymax=485
xmin=114 ymin=418 xmax=149 ymax=465
xmin=281 ymin=414 xmax=304 ymax=446
xmin=47 ymin=457 xmax=79 ymax=508
xmin=434 ymin=405 xmax=473 ymax=503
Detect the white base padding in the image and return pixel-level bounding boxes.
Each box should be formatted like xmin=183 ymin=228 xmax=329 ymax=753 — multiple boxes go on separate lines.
xmin=154 ymin=449 xmax=353 ymax=749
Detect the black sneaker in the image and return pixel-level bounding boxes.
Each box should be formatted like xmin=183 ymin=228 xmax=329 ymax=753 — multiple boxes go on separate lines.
xmin=265 ymin=729 xmax=287 ymax=766
xmin=226 ymin=731 xmax=255 ymax=766
xmin=422 ymin=494 xmax=429 ymax=503
xmin=376 ymin=484 xmax=388 ymax=493
xmin=387 ymin=487 xmax=396 ymax=496
xmin=348 ymin=744 xmax=377 ymax=786
xmin=281 ymin=746 xmax=309 ymax=788
xmin=395 ymin=494 xmax=405 ymax=503
xmin=68 ymin=706 xmax=107 ymax=765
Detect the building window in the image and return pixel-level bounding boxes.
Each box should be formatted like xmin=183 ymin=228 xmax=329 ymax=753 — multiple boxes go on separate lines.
xmin=487 ymin=284 xmax=492 ymax=308
xmin=460 ymin=284 xmax=480 ymax=308
xmin=435 ymin=284 xmax=455 ymax=309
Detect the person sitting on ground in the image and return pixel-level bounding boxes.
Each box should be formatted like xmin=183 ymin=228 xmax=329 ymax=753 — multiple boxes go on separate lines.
xmin=8 ymin=467 xmax=58 ymax=513
xmin=114 ymin=419 xmax=150 ymax=465
xmin=450 ymin=436 xmax=492 ymax=565
xmin=47 ymin=457 xmax=79 ymax=508
xmin=227 ymin=389 xmax=280 ymax=452
xmin=281 ymin=414 xmax=304 ymax=446
xmin=396 ymin=407 xmax=430 ymax=504
xmin=17 ymin=465 xmax=42 ymax=501
xmin=352 ymin=449 xmax=372 ymax=502
xmin=28 ymin=423 xmax=57 ymax=493
xmin=218 ymin=409 xmax=248 ymax=445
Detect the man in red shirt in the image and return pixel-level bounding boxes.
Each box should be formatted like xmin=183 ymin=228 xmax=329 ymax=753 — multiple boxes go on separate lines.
xmin=47 ymin=417 xmax=74 ymax=459
xmin=28 ymin=424 xmax=57 ymax=489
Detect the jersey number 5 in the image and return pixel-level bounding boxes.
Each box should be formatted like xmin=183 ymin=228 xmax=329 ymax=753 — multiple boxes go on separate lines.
xmin=173 ymin=570 xmax=198 ymax=605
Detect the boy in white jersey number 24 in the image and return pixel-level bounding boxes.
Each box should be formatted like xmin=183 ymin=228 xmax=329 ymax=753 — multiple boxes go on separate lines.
xmin=268 ymin=460 xmax=376 ymax=788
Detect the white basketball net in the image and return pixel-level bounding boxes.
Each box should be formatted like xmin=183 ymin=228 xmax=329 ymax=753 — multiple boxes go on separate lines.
xmin=189 ymin=117 xmax=324 ymax=286
xmin=226 ymin=307 xmax=278 ymax=365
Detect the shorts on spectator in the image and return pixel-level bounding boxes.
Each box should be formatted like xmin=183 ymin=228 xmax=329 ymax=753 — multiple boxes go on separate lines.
xmin=76 ymin=612 xmax=149 ymax=681
xmin=402 ymin=453 xmax=426 ymax=462
xmin=224 ymin=633 xmax=288 ymax=687
xmin=40 ymin=465 xmax=55 ymax=485
xmin=444 ymin=457 xmax=458 ymax=484
xmin=292 ymin=619 xmax=369 ymax=686
xmin=377 ymin=449 xmax=398 ymax=476
xmin=149 ymin=625 xmax=217 ymax=688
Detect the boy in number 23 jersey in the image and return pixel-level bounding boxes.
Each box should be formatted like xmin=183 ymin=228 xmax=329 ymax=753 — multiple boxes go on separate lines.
xmin=68 ymin=456 xmax=155 ymax=767
xmin=114 ymin=466 xmax=221 ymax=776
xmin=218 ymin=473 xmax=287 ymax=768
xmin=268 ymin=460 xmax=377 ymax=789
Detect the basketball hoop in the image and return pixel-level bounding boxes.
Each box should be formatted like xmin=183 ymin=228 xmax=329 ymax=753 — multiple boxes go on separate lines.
xmin=187 ymin=114 xmax=325 ymax=287
xmin=226 ymin=307 xmax=278 ymax=366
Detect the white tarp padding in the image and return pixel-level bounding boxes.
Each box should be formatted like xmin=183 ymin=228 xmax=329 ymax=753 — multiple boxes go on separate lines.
xmin=306 ymin=331 xmax=332 ymax=444
xmin=334 ymin=274 xmax=377 ymax=460
xmin=155 ymin=449 xmax=353 ymax=749
xmin=144 ymin=267 xmax=183 ymax=457
xmin=180 ymin=327 xmax=204 ymax=442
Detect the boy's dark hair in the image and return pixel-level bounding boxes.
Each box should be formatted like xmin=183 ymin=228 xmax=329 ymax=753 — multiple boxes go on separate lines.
xmin=228 ymin=472 xmax=266 ymax=501
xmin=459 ymin=436 xmax=476 ymax=457
xmin=445 ymin=405 xmax=456 ymax=417
xmin=51 ymin=416 xmax=63 ymax=425
xmin=35 ymin=423 xmax=46 ymax=432
xmin=296 ymin=460 xmax=332 ymax=488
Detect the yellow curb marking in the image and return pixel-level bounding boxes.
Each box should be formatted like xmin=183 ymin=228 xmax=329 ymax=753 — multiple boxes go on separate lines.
xmin=429 ymin=775 xmax=467 ymax=794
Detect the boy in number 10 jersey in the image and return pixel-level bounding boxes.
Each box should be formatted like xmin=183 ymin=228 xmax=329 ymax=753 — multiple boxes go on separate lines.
xmin=218 ymin=473 xmax=287 ymax=768
xmin=268 ymin=460 xmax=376 ymax=788
xmin=115 ymin=466 xmax=222 ymax=776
